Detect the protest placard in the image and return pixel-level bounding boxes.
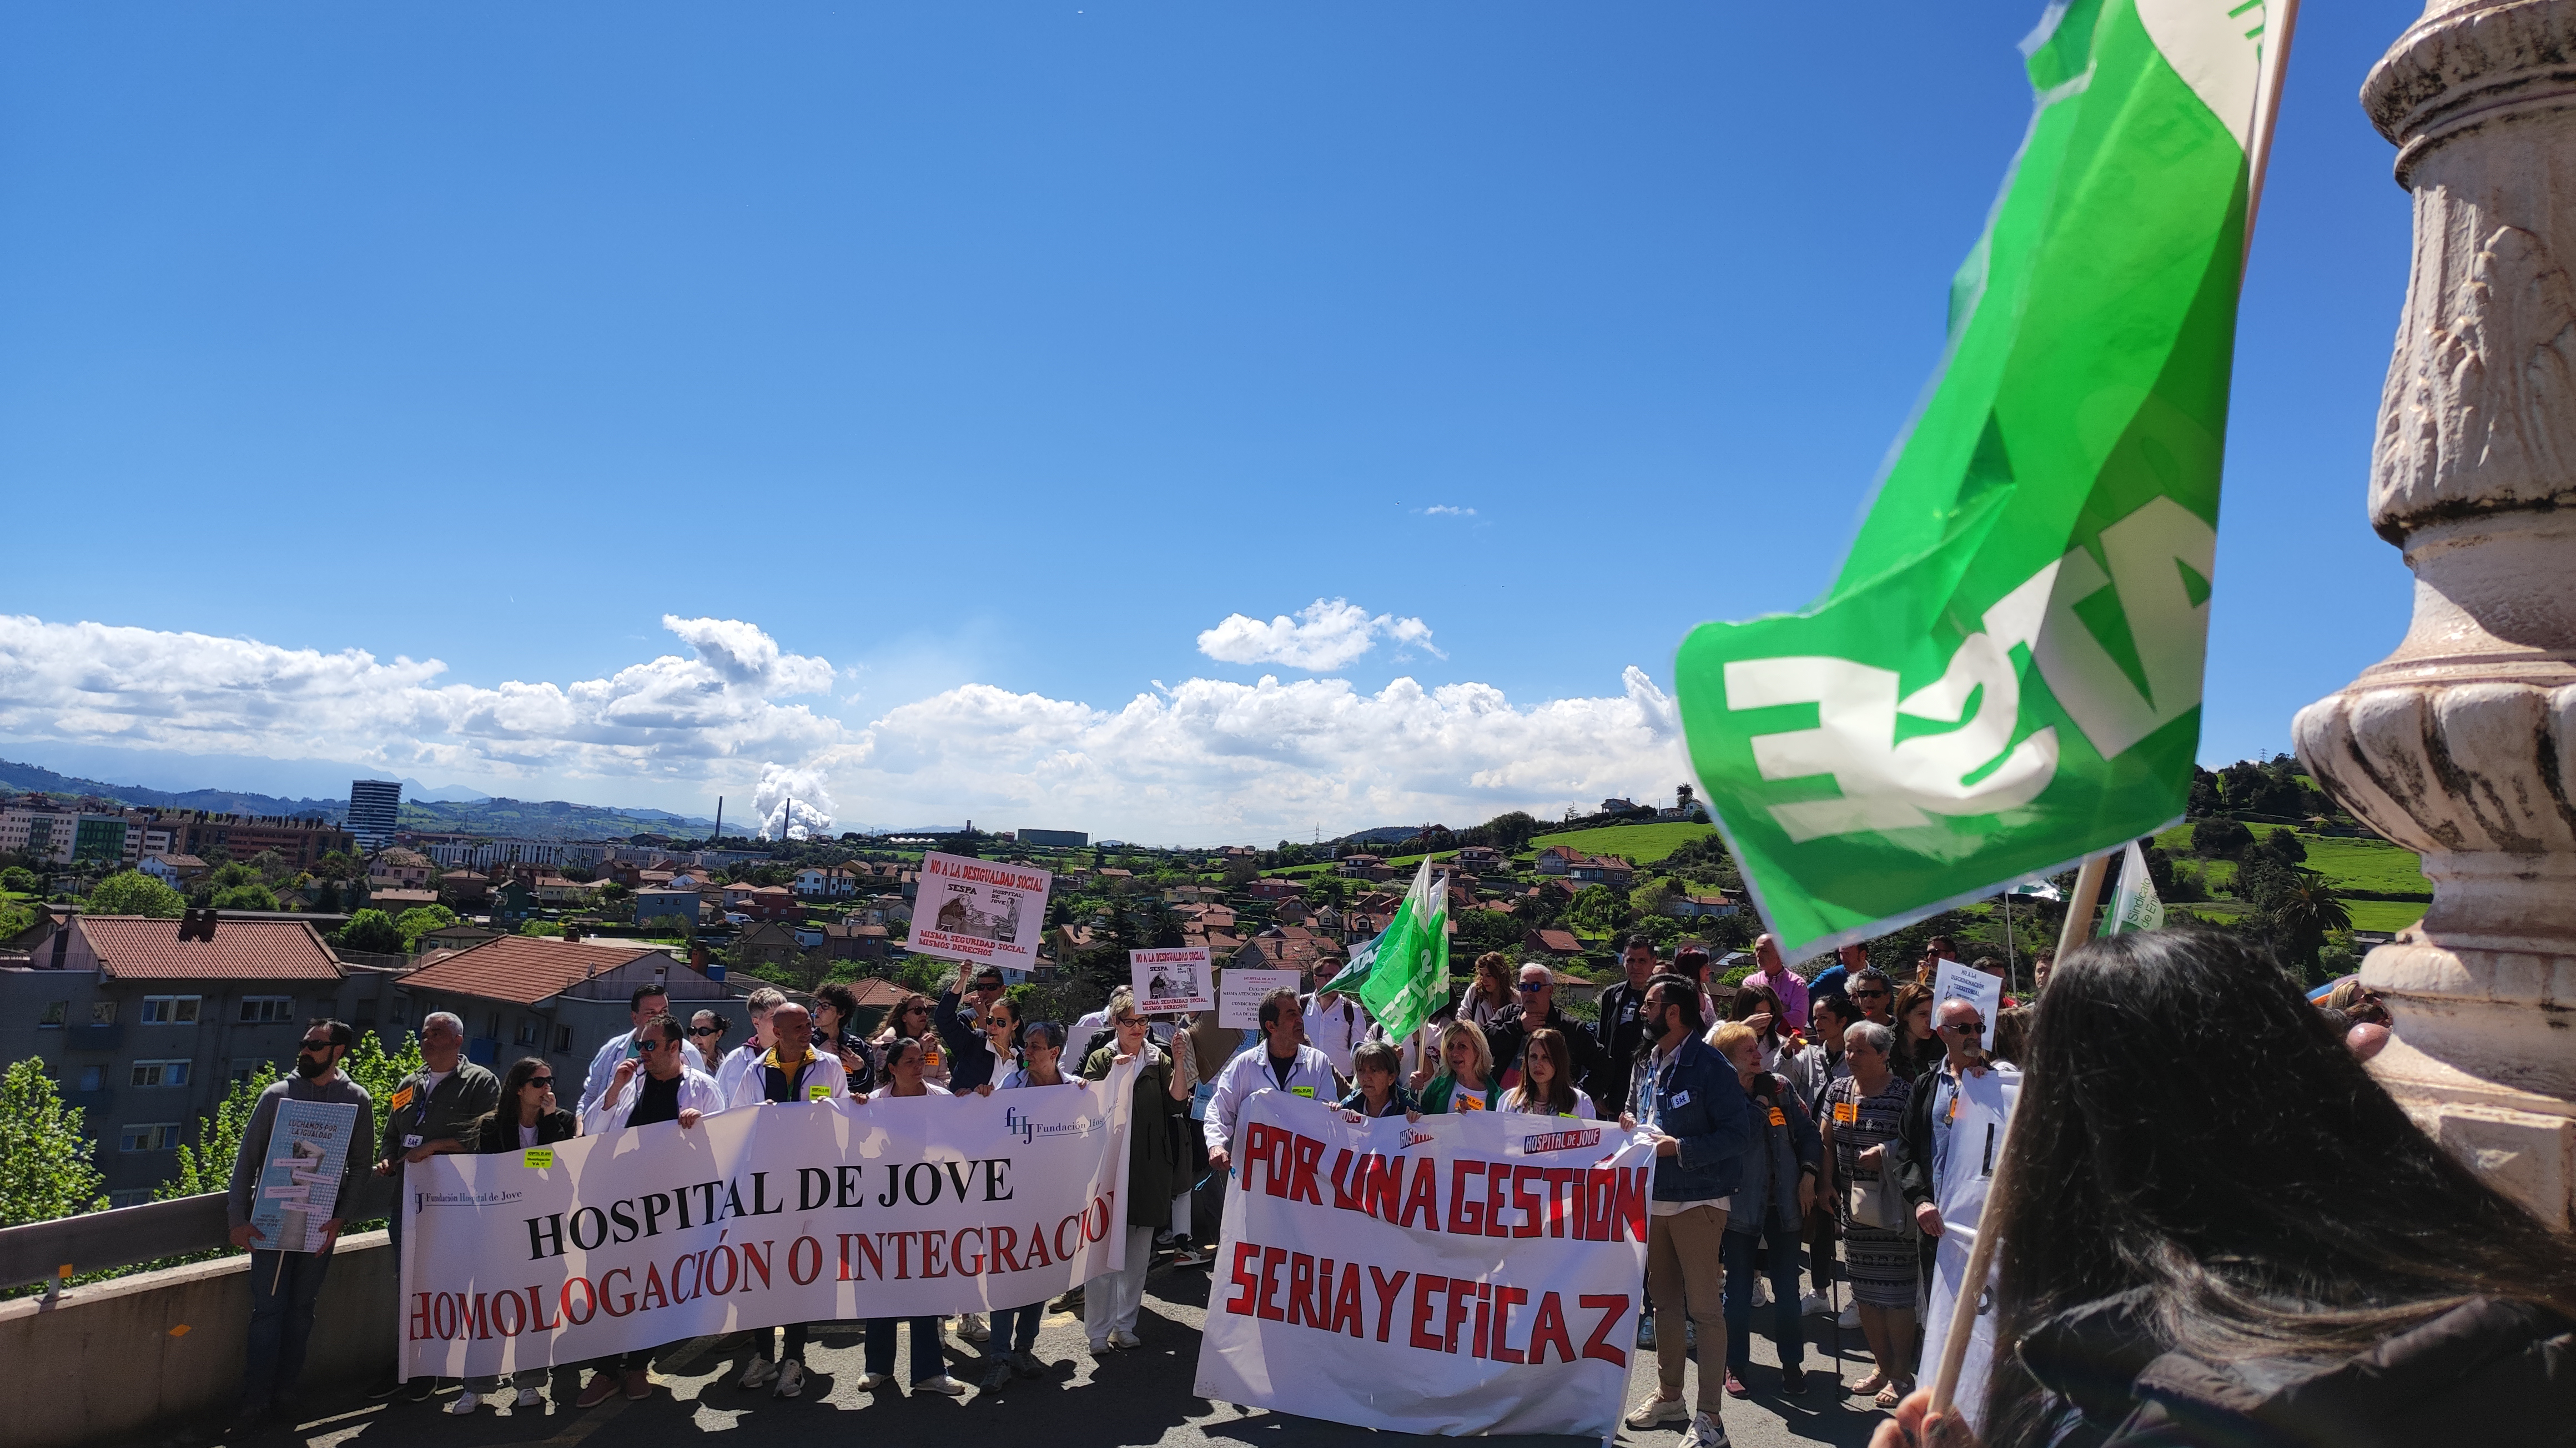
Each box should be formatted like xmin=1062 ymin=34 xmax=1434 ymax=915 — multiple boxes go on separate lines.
xmin=1920 ymin=1063 xmax=2021 ymax=1433
xmin=1131 ymin=947 xmax=1212 ymax=1014
xmin=1218 ymin=968 xmax=1301 ymax=1029
xmin=398 ymin=1065 xmax=1135 ymax=1378
xmin=906 ymin=852 xmax=1053 ymax=976
xmin=1932 ymin=958 xmax=2002 ymax=1050
xmin=1195 ymin=1090 xmax=1654 ymax=1440
xmin=252 ymin=1098 xmax=361 ymax=1254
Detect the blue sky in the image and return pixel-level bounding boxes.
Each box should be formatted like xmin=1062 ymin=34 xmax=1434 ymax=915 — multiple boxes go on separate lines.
xmin=0 ymin=2 xmax=2421 ymax=842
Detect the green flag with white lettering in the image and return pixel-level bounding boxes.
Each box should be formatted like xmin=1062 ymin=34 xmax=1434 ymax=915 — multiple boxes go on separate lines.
xmin=1331 ymin=858 xmax=1449 ymax=1040
xmin=1674 ymin=0 xmax=2281 ymax=953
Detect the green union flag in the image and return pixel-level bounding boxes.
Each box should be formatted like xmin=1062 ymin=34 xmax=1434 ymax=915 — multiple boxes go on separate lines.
xmin=1325 ymin=857 xmax=1450 ymax=1040
xmin=1675 ymin=0 xmax=2281 ymax=954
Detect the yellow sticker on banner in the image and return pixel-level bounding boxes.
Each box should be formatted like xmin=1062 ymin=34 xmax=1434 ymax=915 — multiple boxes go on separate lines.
xmin=1833 ymin=1102 xmax=1857 ymax=1124
xmin=1769 ymin=1107 xmax=1787 ymax=1128
xmin=1289 ymin=1086 xmax=1316 ymax=1098
xmin=809 ymin=1084 xmax=833 ymax=1102
xmin=522 ymin=1148 xmax=554 ymax=1169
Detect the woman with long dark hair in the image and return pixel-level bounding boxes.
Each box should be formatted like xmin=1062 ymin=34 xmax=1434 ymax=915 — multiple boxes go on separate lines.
xmin=451 ymin=1058 xmax=577 ymax=1414
xmin=1503 ymin=1026 xmax=1594 ymax=1118
xmin=1889 ymin=981 xmax=1939 ymax=1083
xmin=1463 ymin=951 xmax=1515 ymax=1030
xmin=1878 ymin=929 xmax=2576 ymax=1448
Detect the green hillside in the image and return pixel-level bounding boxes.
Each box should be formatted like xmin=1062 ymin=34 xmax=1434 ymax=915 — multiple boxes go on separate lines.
xmin=1518 ymin=822 xmax=1716 ymax=866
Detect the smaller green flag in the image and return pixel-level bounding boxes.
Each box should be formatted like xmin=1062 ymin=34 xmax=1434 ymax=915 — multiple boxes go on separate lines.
xmin=2100 ymin=840 xmax=2166 ymax=936
xmin=1344 ymin=858 xmax=1449 ymax=1041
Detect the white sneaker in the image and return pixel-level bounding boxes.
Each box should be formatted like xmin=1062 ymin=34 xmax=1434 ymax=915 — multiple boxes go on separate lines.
xmin=1750 ymin=1278 xmax=1770 ymax=1308
xmin=774 ymin=1361 xmax=806 ymax=1399
xmin=1088 ymin=1338 xmax=1112 ymax=1355
xmin=1623 ymin=1394 xmax=1689 ymax=1429
xmin=918 ymin=1374 xmax=969 ymax=1396
xmin=854 ymin=1370 xmax=888 ymax=1390
xmin=445 ymin=1391 xmax=482 ymax=1416
xmin=1799 ymin=1293 xmax=1830 ymax=1316
xmin=1837 ymin=1303 xmax=1861 ymax=1330
xmin=738 ymin=1358 xmax=779 ymax=1390
xmin=957 ymin=1312 xmax=990 ymax=1343
xmin=1109 ymin=1329 xmax=1142 ymax=1349
xmin=512 ymin=1386 xmax=544 ymax=1410
xmin=1681 ymin=1411 xmax=1732 ymax=1448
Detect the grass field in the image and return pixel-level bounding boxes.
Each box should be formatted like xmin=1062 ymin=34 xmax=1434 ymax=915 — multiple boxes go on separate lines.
xmin=1516 ymin=821 xmax=1716 ymax=866
xmin=2149 ymin=823 xmax=2429 ymax=899
xmin=2338 ymin=899 xmax=2427 ymax=932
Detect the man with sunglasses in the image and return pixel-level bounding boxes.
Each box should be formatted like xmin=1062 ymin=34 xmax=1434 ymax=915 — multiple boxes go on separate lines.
xmin=370 ymin=1011 xmax=498 ymax=1402
xmin=579 ymin=984 xmax=707 ymax=1114
xmin=1483 ymin=963 xmax=1607 ymax=1096
xmin=575 ymin=1012 xmax=726 ymax=1407
xmin=226 ymin=1019 xmax=375 ymax=1431
xmin=1889 ymin=996 xmax=2003 ymax=1299
xmin=1847 ymin=967 xmax=1896 ymax=1028
xmin=934 ymin=967 xmax=1011 ymax=1094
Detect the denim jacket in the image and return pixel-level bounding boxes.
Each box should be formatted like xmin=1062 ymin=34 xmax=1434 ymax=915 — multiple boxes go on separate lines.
xmin=1726 ymin=1070 xmax=1821 ymax=1231
xmin=1635 ymin=1034 xmax=1750 ymax=1203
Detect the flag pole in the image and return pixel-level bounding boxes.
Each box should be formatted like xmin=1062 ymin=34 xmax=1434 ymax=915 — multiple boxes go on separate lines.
xmin=1924 ymin=849 xmax=2110 ymax=1420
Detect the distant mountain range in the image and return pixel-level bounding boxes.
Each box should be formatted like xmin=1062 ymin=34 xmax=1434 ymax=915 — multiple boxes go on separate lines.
xmin=0 ymin=756 xmax=723 ymax=842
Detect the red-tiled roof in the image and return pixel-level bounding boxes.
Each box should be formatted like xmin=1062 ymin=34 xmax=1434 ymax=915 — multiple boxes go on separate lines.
xmin=843 ymin=977 xmax=908 ymax=1009
xmin=83 ymin=916 xmax=344 ymax=981
xmin=400 ymin=935 xmax=667 ymax=1006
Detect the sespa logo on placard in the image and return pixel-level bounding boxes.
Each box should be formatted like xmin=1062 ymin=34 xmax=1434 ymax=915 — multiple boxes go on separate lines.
xmin=416 ymin=1188 xmax=525 ymax=1212
xmin=1001 ymin=1105 xmax=1099 ymax=1146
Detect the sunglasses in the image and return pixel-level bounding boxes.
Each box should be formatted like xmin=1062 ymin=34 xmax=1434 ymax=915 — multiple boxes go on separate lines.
xmin=1516 ymin=981 xmax=1548 ymax=993
xmin=1941 ymin=1021 xmax=1985 ymax=1035
xmin=1113 ymin=1015 xmax=1147 ymax=1028
xmin=904 ymin=1006 xmax=930 ymax=1016
xmin=687 ymin=1026 xmax=721 ymax=1037
xmin=526 ymin=1075 xmax=555 ymax=1089
xmin=635 ymin=1039 xmax=666 ymax=1052
xmin=298 ymin=1039 xmax=333 ymax=1054
xmin=1852 ymin=988 xmax=1890 ymax=999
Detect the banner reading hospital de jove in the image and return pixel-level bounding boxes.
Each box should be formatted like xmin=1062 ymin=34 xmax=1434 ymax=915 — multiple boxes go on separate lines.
xmin=398 ymin=1068 xmax=1133 ymax=1379
xmin=1196 ymin=1092 xmax=1656 ymax=1441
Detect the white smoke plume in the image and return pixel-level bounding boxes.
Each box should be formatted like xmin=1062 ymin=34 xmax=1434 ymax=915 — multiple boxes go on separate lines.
xmin=753 ymin=762 xmax=836 ymax=841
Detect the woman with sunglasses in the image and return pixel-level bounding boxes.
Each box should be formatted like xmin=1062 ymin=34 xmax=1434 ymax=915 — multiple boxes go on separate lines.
xmin=967 ymin=993 xmax=1024 ymax=1098
xmin=871 ymin=993 xmax=949 ymax=1088
xmin=974 ymin=1020 xmax=1083 ymax=1390
xmin=450 ymin=1058 xmax=579 ymax=1415
xmin=1077 ymin=988 xmax=1192 ymax=1352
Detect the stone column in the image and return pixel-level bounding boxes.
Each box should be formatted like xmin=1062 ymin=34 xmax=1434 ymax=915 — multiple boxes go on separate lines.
xmin=2292 ymin=0 xmax=2576 ymax=1229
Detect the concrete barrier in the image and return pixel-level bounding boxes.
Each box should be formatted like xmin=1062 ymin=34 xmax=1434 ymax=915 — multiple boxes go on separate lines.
xmin=1 ymin=1231 xmax=394 ymax=1448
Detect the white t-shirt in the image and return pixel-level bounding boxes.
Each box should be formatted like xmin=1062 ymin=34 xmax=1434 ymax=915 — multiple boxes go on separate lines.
xmin=1504 ymin=1088 xmax=1597 ymax=1120
xmin=518 ymin=1122 xmax=540 ymax=1149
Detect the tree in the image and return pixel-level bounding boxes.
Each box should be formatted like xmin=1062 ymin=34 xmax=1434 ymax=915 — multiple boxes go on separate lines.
xmin=1 ymin=866 xmax=37 ymax=893
xmin=311 ymin=851 xmax=360 ymax=882
xmin=0 ymin=1059 xmax=107 ymax=1228
xmin=336 ymin=908 xmax=404 ymax=954
xmin=1567 ymin=884 xmax=1631 ymax=936
xmin=2190 ymin=816 xmax=2255 ymax=859
xmin=85 ymin=871 xmax=187 ymax=918
xmin=212 ymin=883 xmax=281 ymax=911
xmin=2266 ymin=868 xmax=2352 ymax=972
xmin=393 ymin=906 xmax=459 ymax=950
xmin=2258 ymin=827 xmax=2308 ymax=864
xmin=1629 ymin=877 xmax=1683 ymax=920
xmin=162 ymin=1064 xmax=279 ymax=1202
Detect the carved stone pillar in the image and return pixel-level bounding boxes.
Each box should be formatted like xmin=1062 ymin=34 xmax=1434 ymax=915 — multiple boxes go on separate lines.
xmin=2291 ymin=0 xmax=2576 ymax=1228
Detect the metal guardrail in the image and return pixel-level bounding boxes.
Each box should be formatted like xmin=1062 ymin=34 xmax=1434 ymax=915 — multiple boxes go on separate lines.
xmin=0 ymin=1193 xmax=230 ymax=1294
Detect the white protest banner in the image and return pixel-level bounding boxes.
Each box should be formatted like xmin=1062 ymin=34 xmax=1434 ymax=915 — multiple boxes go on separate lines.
xmin=1919 ymin=1064 xmax=2021 ymax=1434
xmin=1195 ymin=1091 xmax=1654 ymax=1441
xmin=1218 ymin=968 xmax=1300 ymax=1029
xmin=1131 ymin=947 xmax=1213 ymax=1014
xmin=399 ymin=1068 xmax=1133 ymax=1379
xmin=907 ymin=852 xmax=1053 ymax=976
xmin=253 ymin=1099 xmax=360 ymax=1254
xmin=1931 ymin=958 xmax=2003 ymax=1051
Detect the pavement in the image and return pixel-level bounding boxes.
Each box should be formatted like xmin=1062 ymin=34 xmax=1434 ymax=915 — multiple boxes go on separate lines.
xmin=245 ymin=1258 xmax=1895 ymax=1448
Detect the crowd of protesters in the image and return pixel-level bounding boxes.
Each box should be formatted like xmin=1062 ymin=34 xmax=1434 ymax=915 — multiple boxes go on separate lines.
xmin=226 ymin=924 xmax=2566 ymax=1448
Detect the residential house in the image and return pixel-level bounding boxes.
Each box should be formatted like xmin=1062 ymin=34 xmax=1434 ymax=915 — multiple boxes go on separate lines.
xmin=0 ymin=910 xmax=400 ymax=1204
xmin=489 ymin=879 xmax=538 ymax=926
xmin=1455 ymin=846 xmax=1506 ymax=876
xmin=1244 ymin=879 xmax=1305 ymax=902
xmin=633 ymin=888 xmax=702 ymax=928
xmin=736 ymin=922 xmax=802 ymax=971
xmin=738 ymin=885 xmax=797 ymax=922
xmin=395 ymin=933 xmax=725 ymax=1074
xmin=1601 ymin=798 xmax=1639 ymax=814
xmin=138 ymin=854 xmax=209 ymax=889
xmin=529 ymin=876 xmax=595 ymax=908
xmin=1665 ymin=893 xmax=1739 ymax=920
xmin=367 ymin=847 xmax=436 ymax=891
xmin=1523 ymin=928 xmax=1586 ymax=958
xmin=793 ymin=866 xmax=860 ymax=899
xmin=1566 ymin=855 xmax=1635 ymax=891
xmin=368 ymin=887 xmax=441 ymax=914
xmin=1533 ymin=846 xmax=1578 ymax=876
xmin=807 ymin=921 xmax=890 ymax=963
xmin=1232 ymin=924 xmax=1345 ymax=981
xmin=439 ymin=870 xmax=492 ymax=908
xmin=1335 ymin=854 xmax=1386 ymax=879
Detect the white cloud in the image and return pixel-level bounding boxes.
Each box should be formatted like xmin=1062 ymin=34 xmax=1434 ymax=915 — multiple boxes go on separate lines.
xmin=1196 ymin=598 xmax=1444 ymax=670
xmin=1419 ymin=505 xmax=1476 ymax=517
xmin=0 ymin=614 xmax=839 ymax=783
xmin=0 ymin=611 xmax=1687 ymax=843
xmin=822 ymin=666 xmax=1684 ymax=842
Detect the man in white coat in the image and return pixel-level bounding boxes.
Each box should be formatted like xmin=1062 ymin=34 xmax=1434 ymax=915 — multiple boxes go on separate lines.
xmin=1205 ymin=988 xmax=1342 ymax=1173
xmin=581 ymin=983 xmax=706 ymax=1113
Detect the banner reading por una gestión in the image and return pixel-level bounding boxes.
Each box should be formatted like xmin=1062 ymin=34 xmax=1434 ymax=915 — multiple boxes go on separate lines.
xmin=399 ymin=1069 xmax=1133 ymax=1379
xmin=1195 ymin=1092 xmax=1655 ymax=1441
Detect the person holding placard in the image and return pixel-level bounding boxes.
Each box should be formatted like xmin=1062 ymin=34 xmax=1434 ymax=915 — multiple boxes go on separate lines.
xmin=450 ymin=1058 xmax=578 ymax=1415
xmin=228 ymin=1018 xmax=373 ymax=1432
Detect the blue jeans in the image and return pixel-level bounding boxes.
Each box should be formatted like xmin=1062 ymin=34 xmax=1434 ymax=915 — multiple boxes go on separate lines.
xmin=984 ymin=1303 xmax=1043 ymax=1360
xmin=864 ymin=1316 xmax=945 ymax=1384
xmin=243 ymin=1248 xmax=334 ymax=1412
xmin=1723 ymin=1210 xmax=1804 ymax=1371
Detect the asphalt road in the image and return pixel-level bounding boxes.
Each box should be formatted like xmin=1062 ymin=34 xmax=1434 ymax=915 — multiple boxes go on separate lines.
xmin=235 ymin=1258 xmax=1894 ymax=1448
